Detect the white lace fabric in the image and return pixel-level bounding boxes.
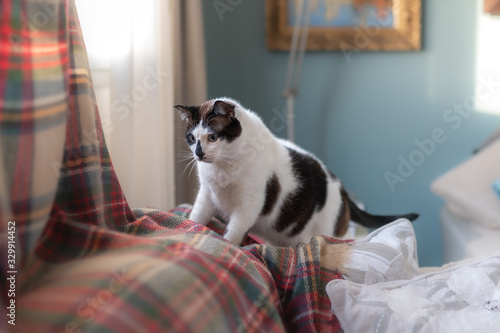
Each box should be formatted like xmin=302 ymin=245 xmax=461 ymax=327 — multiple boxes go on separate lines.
xmin=327 ymin=220 xmax=500 ymax=333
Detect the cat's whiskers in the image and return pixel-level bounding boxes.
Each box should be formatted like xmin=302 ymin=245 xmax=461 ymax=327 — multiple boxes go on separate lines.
xmin=177 ymin=150 xmax=193 ymax=156
xmin=213 ymin=154 xmax=235 ymax=166
xmin=187 ymin=159 xmax=198 ymax=179
xmin=215 ymin=150 xmax=246 ymax=162
xmin=176 ymin=150 xmax=195 ymax=162
xmin=214 ymin=156 xmax=247 ymax=176
xmin=219 ymin=155 xmax=247 ymax=167
xmin=181 ymin=158 xmax=197 ymax=179
xmin=215 ymin=159 xmax=231 ymax=171
xmin=177 ymin=155 xmax=195 ymax=163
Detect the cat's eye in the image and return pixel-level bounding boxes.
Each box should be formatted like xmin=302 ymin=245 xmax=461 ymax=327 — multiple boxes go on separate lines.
xmin=186 ymin=134 xmax=196 ymax=145
xmin=208 ymin=133 xmax=218 ymax=142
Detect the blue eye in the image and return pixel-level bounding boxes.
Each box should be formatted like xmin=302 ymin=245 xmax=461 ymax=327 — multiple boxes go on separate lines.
xmin=208 ymin=133 xmax=218 ymax=142
xmin=186 ymin=134 xmax=196 ymax=145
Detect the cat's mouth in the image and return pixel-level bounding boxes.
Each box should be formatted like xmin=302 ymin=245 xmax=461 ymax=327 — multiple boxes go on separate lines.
xmin=196 ymin=156 xmax=213 ymax=163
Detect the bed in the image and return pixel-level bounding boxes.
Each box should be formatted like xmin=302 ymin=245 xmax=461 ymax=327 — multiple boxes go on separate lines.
xmin=3 ymin=1 xmax=500 ymax=332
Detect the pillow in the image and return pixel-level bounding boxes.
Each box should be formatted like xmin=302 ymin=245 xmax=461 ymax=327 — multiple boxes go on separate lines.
xmin=343 ymin=219 xmax=419 ymax=284
xmin=327 ymin=251 xmax=500 ymax=333
xmin=431 ymin=138 xmax=500 ymax=228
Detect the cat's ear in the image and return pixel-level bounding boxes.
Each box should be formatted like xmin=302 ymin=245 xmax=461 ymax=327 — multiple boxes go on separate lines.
xmin=174 ymin=105 xmax=198 ymax=122
xmin=213 ymin=100 xmax=236 ymax=118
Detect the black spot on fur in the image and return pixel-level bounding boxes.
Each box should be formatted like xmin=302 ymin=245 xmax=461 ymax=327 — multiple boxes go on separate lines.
xmin=208 ymin=118 xmax=242 ymax=143
xmin=205 ymin=103 xmax=241 ymax=143
xmin=274 ymin=148 xmax=328 ymax=237
xmin=260 ymin=174 xmax=281 ymax=216
xmin=175 ymin=105 xmax=201 ymax=126
xmin=177 ymin=100 xmax=242 ymax=144
xmin=213 ymin=100 xmax=236 ymax=117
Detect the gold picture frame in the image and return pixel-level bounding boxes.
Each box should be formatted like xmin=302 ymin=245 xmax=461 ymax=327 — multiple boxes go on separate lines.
xmin=266 ymin=0 xmax=421 ymax=51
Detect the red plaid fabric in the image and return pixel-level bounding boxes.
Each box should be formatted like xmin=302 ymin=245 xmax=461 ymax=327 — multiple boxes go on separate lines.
xmin=1 ymin=1 xmax=350 ymax=332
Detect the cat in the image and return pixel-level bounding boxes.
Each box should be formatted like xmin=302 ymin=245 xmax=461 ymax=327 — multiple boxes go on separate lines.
xmin=175 ymin=98 xmax=418 ymax=247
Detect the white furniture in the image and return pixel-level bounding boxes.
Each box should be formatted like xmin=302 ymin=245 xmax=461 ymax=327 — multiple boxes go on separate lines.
xmin=432 ymin=135 xmax=500 ymax=263
xmin=440 ymin=206 xmax=500 ymax=263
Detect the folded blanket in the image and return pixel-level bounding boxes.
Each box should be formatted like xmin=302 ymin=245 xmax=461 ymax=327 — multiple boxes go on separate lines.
xmin=493 ymin=178 xmax=500 ymax=200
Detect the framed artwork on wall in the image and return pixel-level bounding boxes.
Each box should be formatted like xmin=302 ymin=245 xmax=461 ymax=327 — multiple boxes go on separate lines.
xmin=266 ymin=0 xmax=421 ymax=51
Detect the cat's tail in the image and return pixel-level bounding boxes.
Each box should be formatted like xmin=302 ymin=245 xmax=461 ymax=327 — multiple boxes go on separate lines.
xmin=347 ymin=196 xmax=419 ymax=228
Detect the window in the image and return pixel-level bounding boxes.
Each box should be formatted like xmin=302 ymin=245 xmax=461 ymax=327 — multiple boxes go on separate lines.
xmin=475 ymin=1 xmax=500 ymax=115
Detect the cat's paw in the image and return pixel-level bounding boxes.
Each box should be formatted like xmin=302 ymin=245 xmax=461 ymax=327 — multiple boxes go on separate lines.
xmin=188 ymin=215 xmax=208 ymax=226
xmin=188 ymin=209 xmax=211 ymax=226
xmin=223 ymin=229 xmax=245 ymax=246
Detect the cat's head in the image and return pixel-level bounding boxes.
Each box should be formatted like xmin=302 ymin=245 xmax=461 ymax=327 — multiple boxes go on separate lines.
xmin=175 ymin=99 xmax=242 ymax=163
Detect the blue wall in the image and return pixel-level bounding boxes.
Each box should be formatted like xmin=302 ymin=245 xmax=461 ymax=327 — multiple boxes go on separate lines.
xmin=202 ymin=0 xmax=500 ymax=266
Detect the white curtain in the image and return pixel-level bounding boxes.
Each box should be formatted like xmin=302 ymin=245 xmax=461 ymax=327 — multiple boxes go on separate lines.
xmin=76 ymin=0 xmax=206 ymax=209
xmin=173 ymin=0 xmax=208 ymax=205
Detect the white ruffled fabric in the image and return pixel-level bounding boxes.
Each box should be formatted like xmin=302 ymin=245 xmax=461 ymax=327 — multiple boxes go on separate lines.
xmin=343 ymin=219 xmax=419 ymax=284
xmin=327 ymin=220 xmax=500 ymax=333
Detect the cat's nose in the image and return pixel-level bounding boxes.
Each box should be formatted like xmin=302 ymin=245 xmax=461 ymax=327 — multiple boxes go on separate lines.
xmin=195 ymin=141 xmax=205 ymax=159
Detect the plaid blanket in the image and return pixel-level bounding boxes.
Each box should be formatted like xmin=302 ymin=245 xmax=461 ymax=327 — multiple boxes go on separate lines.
xmin=1 ymin=0 xmax=350 ymax=332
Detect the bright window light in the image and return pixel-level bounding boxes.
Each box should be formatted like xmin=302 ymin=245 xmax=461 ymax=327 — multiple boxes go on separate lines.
xmin=476 ymin=5 xmax=500 ymax=115
xmin=75 ymin=0 xmax=132 ymax=65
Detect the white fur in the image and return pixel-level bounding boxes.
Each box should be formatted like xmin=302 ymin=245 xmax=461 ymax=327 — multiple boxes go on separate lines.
xmin=188 ymin=98 xmax=344 ymax=247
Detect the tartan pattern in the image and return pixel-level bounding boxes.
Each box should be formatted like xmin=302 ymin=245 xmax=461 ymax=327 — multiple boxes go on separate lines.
xmin=0 ymin=0 xmax=69 ymax=268
xmin=1 ymin=1 xmax=350 ymax=332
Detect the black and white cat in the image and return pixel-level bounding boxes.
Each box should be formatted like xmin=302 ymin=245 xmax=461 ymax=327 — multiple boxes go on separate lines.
xmin=175 ymin=98 xmax=418 ymax=247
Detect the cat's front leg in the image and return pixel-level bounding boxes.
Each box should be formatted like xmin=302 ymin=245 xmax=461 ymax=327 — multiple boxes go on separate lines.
xmin=224 ymin=204 xmax=262 ymax=246
xmin=189 ymin=187 xmax=216 ymax=226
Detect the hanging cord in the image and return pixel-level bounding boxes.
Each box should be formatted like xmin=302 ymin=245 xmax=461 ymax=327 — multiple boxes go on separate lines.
xmin=282 ymin=0 xmax=311 ymax=142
